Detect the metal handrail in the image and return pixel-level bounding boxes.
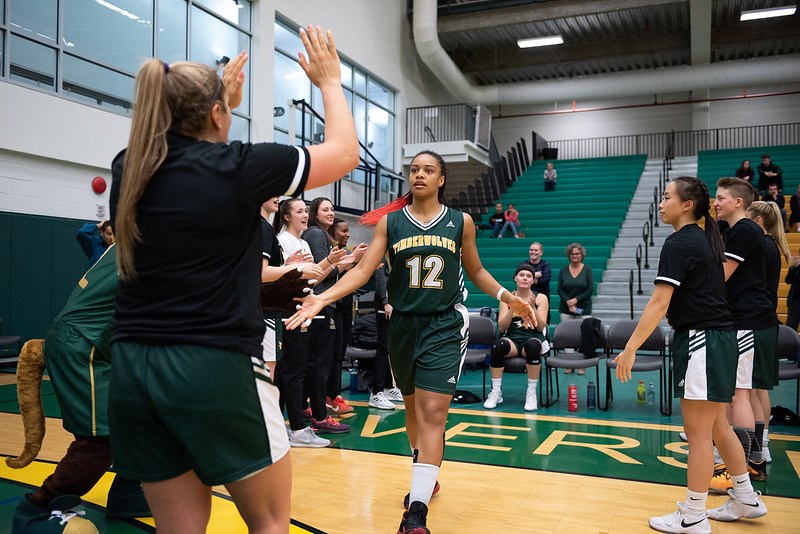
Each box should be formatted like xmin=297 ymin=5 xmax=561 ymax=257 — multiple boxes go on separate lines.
xmin=642 ymin=221 xmax=651 ymax=269
xmin=629 ymin=270 xmax=635 ymax=320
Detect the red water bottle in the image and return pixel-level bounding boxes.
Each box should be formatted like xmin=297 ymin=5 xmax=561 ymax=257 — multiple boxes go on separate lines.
xmin=568 ymin=383 xmax=578 ymax=412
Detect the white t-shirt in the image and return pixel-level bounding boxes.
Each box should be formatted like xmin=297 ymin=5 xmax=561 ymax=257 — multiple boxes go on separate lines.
xmin=277 ymin=230 xmax=311 ymax=259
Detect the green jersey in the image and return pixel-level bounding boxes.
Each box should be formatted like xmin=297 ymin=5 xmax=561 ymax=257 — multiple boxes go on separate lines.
xmin=51 ymin=244 xmax=118 ymax=358
xmin=386 ymin=206 xmax=466 ymax=314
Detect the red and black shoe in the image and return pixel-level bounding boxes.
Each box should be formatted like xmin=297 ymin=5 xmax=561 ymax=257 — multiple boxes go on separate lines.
xmin=397 ymin=501 xmax=430 ymax=534
xmin=403 ymin=481 xmax=440 ymax=510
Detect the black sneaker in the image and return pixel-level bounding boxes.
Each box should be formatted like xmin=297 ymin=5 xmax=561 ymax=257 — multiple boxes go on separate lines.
xmin=397 ymin=501 xmax=430 ymax=534
xmin=105 ymin=476 xmax=151 ymax=519
xmin=403 ymin=481 xmax=440 ymax=510
xmin=748 ymin=458 xmax=768 ymax=481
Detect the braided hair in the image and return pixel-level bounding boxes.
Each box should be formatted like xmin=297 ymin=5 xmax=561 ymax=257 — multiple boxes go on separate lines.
xmin=671 ymin=176 xmax=725 ymax=263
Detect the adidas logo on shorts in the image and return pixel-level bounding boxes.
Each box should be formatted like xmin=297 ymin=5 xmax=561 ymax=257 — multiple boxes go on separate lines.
xmin=447 ymin=376 xmax=456 ymax=384
xmin=678 ymin=379 xmax=685 ymax=387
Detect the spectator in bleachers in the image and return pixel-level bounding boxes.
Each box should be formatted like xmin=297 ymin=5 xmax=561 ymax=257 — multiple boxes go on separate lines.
xmin=521 ymin=242 xmax=551 ymax=298
xmin=760 ymin=183 xmax=787 ymax=229
xmin=481 ymin=202 xmax=505 ymax=237
xmin=543 ymin=161 xmax=557 ymax=191
xmin=483 ymin=264 xmax=550 ymax=412
xmin=785 ymin=252 xmax=800 ymax=331
xmin=757 ymin=154 xmax=783 ymax=193
xmin=558 ymin=243 xmax=593 ymax=374
xmin=789 ymin=184 xmax=800 ymax=233
xmin=498 ymin=203 xmax=521 ymax=238
xmin=735 ymin=159 xmax=755 ymax=184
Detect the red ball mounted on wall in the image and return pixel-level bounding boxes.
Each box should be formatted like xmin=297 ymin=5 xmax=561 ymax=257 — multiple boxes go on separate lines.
xmin=92 ymin=176 xmax=107 ymax=194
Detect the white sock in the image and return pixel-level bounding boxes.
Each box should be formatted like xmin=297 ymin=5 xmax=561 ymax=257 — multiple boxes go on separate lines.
xmin=527 ymin=378 xmax=539 ymax=390
xmin=491 ymin=378 xmax=502 ymax=392
xmin=684 ymin=490 xmax=707 ymax=521
xmin=763 ymin=429 xmax=769 ymax=444
xmin=730 ymin=471 xmax=757 ymax=502
xmin=409 ymin=463 xmax=440 ymax=506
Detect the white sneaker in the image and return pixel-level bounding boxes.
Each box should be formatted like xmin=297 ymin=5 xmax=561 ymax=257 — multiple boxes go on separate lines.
xmin=289 ymin=427 xmax=331 ymax=448
xmin=524 ymin=388 xmax=538 ymax=411
xmin=706 ymin=489 xmax=767 ymax=522
xmin=369 ymin=391 xmax=396 ymax=410
xmin=648 ymin=502 xmax=710 ymax=533
xmin=483 ymin=389 xmax=503 ymax=409
xmin=383 ymin=387 xmax=404 ymax=402
xmin=763 ymin=441 xmax=771 ymax=463
xmin=679 ymin=432 xmax=688 ymax=442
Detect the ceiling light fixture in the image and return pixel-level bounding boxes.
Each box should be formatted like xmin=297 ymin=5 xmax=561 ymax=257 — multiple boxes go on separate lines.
xmin=518 ymin=36 xmax=564 ymax=48
xmin=740 ymin=6 xmax=796 ymax=21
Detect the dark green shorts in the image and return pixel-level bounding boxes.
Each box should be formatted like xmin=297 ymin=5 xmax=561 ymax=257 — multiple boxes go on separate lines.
xmin=735 ymin=326 xmax=779 ymax=390
xmin=109 ymin=342 xmax=289 ymax=486
xmin=672 ymin=329 xmax=737 ymax=403
xmin=388 ymin=304 xmax=469 ymax=396
xmin=44 ymin=323 xmax=111 ymax=437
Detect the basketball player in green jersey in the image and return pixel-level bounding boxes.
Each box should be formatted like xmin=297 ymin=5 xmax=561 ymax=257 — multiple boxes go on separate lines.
xmin=287 ymin=150 xmax=535 ymax=534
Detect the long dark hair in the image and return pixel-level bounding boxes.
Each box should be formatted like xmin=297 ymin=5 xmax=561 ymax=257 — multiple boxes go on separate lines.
xmin=360 ymin=150 xmax=447 ymax=225
xmin=672 ymin=176 xmax=725 ymax=263
xmin=308 ymin=196 xmax=333 ymax=229
xmin=272 ymin=197 xmax=305 ymax=235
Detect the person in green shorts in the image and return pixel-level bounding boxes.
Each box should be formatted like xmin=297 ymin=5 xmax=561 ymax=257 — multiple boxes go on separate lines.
xmin=108 ymin=25 xmax=358 ymax=533
xmin=614 ymin=176 xmax=766 ymax=533
xmin=10 ymin=244 xmax=150 ymax=533
xmin=483 ymin=264 xmax=550 ymax=412
xmin=286 ymin=150 xmax=536 ymax=534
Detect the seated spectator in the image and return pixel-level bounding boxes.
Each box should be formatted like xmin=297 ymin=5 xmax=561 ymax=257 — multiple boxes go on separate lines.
xmin=543 ymin=161 xmax=557 ymax=191
xmin=498 ymin=203 xmax=521 ymax=238
xmin=480 ymin=203 xmax=505 ymax=237
xmin=483 ymin=265 xmax=549 ymax=412
xmin=761 ymin=183 xmax=786 ymax=228
xmin=735 ymin=159 xmax=754 ymax=184
xmin=757 ymin=153 xmax=783 ymax=193
xmin=76 ymin=220 xmax=114 ymax=267
xmin=789 ymin=185 xmax=800 ymax=233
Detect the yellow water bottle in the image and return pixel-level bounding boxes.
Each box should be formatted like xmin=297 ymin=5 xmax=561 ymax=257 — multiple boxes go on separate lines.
xmin=637 ymin=380 xmax=646 ymax=404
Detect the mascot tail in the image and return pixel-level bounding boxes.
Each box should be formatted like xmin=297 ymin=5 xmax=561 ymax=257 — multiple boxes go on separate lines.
xmin=6 ymin=339 xmax=46 ymax=468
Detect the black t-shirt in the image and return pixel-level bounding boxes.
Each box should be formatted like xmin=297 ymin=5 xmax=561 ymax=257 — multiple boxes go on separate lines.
xmin=110 ymin=132 xmax=310 ymax=355
xmin=763 ymin=235 xmax=781 ymax=312
xmin=723 ymin=218 xmax=776 ymax=328
xmin=261 ymin=217 xmax=282 ymax=268
xmin=654 ymin=224 xmax=733 ymax=332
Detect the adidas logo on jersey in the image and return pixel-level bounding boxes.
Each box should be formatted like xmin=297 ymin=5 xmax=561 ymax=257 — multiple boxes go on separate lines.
xmin=446 ymin=220 xmax=455 ymax=227
xmin=447 ymin=376 xmax=456 ymax=384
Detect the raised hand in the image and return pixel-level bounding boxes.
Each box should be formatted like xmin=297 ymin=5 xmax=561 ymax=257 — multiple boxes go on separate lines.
xmin=298 ymin=25 xmax=341 ymax=89
xmin=221 ymin=51 xmax=248 ymax=110
xmin=508 ymin=297 xmax=537 ymax=329
xmin=285 ymin=293 xmax=325 ymax=330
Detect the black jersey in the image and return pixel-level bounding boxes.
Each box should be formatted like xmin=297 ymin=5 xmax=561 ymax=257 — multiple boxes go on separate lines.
xmin=763 ymin=236 xmax=781 ymax=312
xmin=386 ymin=205 xmax=466 ymax=314
xmin=261 ymin=217 xmax=283 ymax=268
xmin=723 ymin=218 xmax=776 ymax=328
xmin=654 ymin=224 xmax=733 ymax=332
xmin=110 ymin=132 xmax=310 ymax=356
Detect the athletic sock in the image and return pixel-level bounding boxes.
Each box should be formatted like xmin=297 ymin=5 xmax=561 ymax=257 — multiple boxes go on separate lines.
xmin=491 ymin=378 xmax=502 ymax=392
xmin=733 ymin=427 xmax=753 ymax=460
xmin=730 ymin=471 xmax=758 ymax=502
xmin=751 ymin=421 xmax=765 ymax=461
xmin=527 ymin=378 xmax=539 ymax=389
xmin=684 ymin=490 xmax=707 ymax=522
xmin=409 ymin=463 xmax=440 ymax=506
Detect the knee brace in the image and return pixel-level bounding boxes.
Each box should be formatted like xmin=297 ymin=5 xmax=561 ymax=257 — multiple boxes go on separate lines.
xmin=523 ymin=338 xmax=543 ymax=365
xmin=489 ymin=338 xmax=511 ymax=367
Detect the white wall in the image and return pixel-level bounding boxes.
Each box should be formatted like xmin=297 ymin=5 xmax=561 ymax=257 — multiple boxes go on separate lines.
xmin=490 ymin=82 xmax=800 ymax=156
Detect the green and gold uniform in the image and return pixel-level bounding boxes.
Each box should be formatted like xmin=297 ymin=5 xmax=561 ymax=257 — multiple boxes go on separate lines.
xmin=386 ymin=206 xmax=469 ymax=395
xmin=45 ymin=244 xmax=117 ymax=437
